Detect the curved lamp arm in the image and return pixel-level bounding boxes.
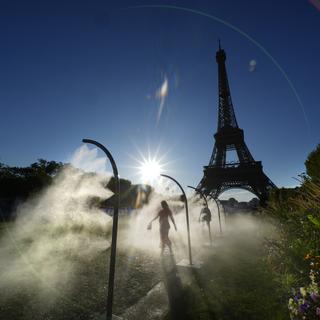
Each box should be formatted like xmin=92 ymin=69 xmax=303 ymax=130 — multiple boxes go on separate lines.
xmin=187 ymin=185 xmax=208 ymax=207
xmin=82 ymin=139 xmax=119 ymax=320
xmin=82 ymin=139 xmax=119 ymax=180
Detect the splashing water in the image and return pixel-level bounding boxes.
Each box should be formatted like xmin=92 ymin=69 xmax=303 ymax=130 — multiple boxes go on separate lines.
xmin=0 ymin=145 xmax=276 ymax=320
xmin=0 ymin=145 xmax=113 ymax=301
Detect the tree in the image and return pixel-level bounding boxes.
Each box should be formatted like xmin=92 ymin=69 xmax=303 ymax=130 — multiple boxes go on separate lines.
xmin=228 ymin=197 xmax=238 ymax=207
xmin=305 ymin=144 xmax=320 ymax=182
xmin=30 ymin=159 xmax=63 ymax=176
xmin=0 ymin=160 xmax=64 ymax=220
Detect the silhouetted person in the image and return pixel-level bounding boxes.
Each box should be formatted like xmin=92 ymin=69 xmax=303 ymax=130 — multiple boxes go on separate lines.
xmin=199 ymin=204 xmax=211 ymax=226
xmin=148 ymin=200 xmax=177 ymax=254
xmin=199 ymin=204 xmax=213 ymax=245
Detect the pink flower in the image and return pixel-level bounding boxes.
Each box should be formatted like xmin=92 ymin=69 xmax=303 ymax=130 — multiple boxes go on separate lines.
xmin=316 ymin=307 xmax=320 ymax=316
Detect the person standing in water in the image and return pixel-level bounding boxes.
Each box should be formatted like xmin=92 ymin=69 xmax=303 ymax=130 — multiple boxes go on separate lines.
xmin=148 ymin=200 xmax=177 ymax=254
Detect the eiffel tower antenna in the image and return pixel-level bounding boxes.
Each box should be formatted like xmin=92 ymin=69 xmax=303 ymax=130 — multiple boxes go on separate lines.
xmin=197 ymin=45 xmax=276 ymax=205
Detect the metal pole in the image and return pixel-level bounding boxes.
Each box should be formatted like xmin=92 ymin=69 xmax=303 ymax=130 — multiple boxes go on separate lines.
xmin=218 ymin=199 xmax=227 ymax=225
xmin=187 ymin=186 xmax=212 ymax=244
xmin=82 ymin=139 xmax=119 ymax=320
xmin=207 ymin=195 xmax=223 ymax=235
xmin=161 ymin=174 xmax=192 ymax=265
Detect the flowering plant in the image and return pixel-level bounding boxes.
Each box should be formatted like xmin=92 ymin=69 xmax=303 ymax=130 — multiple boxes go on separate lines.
xmin=288 ymin=254 xmax=320 ymax=319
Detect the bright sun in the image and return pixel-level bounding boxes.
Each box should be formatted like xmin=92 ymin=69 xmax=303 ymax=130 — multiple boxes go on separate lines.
xmin=138 ymin=158 xmax=162 ymax=183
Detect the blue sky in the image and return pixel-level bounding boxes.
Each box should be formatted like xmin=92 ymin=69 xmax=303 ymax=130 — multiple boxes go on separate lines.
xmin=0 ymin=0 xmax=319 ymax=198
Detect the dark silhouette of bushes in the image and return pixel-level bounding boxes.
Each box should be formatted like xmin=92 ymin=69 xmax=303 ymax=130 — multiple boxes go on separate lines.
xmin=0 ymin=159 xmax=152 ymax=220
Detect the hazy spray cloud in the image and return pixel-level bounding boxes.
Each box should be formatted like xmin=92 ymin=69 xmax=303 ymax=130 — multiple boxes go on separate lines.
xmin=122 ymin=186 xmax=226 ymax=258
xmin=70 ymin=144 xmax=110 ymax=176
xmin=0 ymin=146 xmax=273 ymax=316
xmin=121 ymin=186 xmax=274 ymax=271
xmin=0 ymin=146 xmax=113 ymax=305
xmin=156 ymin=75 xmax=169 ymax=124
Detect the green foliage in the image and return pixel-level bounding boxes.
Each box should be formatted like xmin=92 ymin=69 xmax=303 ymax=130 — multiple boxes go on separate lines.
xmin=30 ymin=159 xmax=63 ymax=176
xmin=264 ymin=144 xmax=320 ymax=319
xmin=0 ymin=159 xmax=63 ymax=199
xmin=305 ymin=144 xmax=320 ymax=182
xmin=307 ymin=215 xmax=320 ymax=230
xmin=266 ymin=180 xmax=320 ymax=281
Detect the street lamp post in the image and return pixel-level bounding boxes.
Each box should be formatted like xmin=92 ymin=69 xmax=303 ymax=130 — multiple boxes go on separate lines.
xmin=160 ymin=174 xmax=192 ymax=266
xmin=82 ymin=139 xmax=120 ymax=320
xmin=187 ymin=185 xmax=212 ymax=245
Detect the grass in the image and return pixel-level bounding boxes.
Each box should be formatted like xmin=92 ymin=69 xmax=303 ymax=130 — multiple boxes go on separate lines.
xmin=165 ymin=216 xmax=290 ymax=320
xmin=0 ymin=219 xmax=162 ymax=320
xmin=0 ymin=215 xmax=291 ymax=320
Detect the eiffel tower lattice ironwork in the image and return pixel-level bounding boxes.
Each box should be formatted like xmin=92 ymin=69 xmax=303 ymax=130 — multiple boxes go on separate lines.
xmin=197 ymin=43 xmax=276 ymax=204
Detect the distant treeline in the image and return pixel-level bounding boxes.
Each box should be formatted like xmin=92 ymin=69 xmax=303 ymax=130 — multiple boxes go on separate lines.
xmin=0 ymin=159 xmax=152 ymax=220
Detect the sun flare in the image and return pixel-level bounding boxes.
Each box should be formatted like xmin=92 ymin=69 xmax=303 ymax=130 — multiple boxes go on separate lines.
xmin=138 ymin=158 xmax=162 ymax=183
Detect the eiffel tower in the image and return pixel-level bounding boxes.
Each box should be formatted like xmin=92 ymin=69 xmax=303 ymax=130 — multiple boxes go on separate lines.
xmin=197 ymin=42 xmax=276 ymax=204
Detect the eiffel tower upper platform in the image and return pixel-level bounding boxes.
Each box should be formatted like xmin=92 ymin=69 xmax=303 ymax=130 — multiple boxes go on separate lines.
xmin=197 ymin=42 xmax=276 ymax=204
